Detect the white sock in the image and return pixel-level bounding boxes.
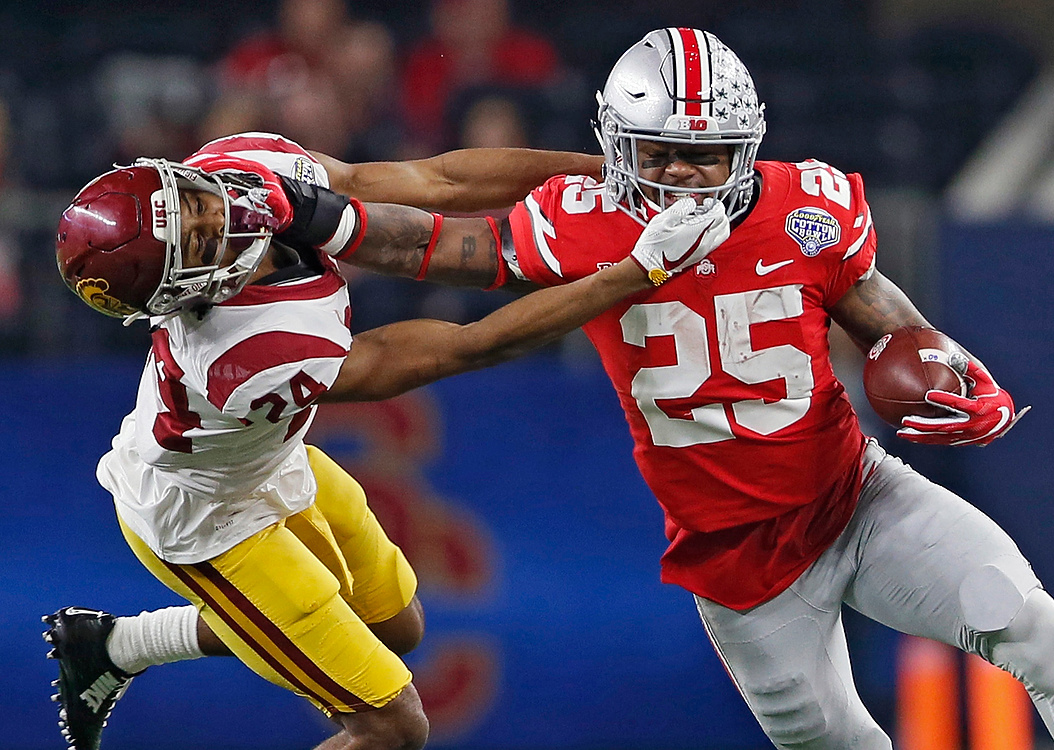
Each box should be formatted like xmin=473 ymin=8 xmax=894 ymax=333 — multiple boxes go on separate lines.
xmin=106 ymin=605 xmax=205 ymax=674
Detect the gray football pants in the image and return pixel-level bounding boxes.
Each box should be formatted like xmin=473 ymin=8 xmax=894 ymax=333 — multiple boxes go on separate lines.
xmin=694 ymin=439 xmax=1054 ymax=749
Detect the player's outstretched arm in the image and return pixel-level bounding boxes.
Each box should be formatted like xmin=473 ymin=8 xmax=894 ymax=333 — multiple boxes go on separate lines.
xmin=321 ymin=258 xmax=650 ymax=402
xmin=322 ymin=198 xmax=727 ymax=402
xmin=347 ymin=205 xmax=509 ymax=289
xmin=310 ymin=148 xmax=603 ymax=212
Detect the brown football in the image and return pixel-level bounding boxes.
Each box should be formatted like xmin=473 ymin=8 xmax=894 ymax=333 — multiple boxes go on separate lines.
xmin=863 ymin=326 xmax=969 ymax=426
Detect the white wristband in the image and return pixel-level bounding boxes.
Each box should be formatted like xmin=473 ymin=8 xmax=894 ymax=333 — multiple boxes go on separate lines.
xmin=318 ymin=204 xmax=359 ymax=257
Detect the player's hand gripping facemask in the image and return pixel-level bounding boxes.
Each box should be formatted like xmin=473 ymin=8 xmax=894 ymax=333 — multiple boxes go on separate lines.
xmin=629 ymin=197 xmax=730 ymax=285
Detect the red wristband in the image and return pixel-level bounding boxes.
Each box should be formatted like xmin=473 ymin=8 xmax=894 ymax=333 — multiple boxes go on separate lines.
xmin=332 ymin=199 xmax=368 ymax=261
xmin=416 ymin=213 xmax=443 ymax=280
xmin=484 ymin=216 xmax=508 ymax=290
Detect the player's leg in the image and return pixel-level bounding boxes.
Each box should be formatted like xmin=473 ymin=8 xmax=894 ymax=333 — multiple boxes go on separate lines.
xmin=119 ymin=515 xmax=427 ymax=749
xmin=302 ymin=445 xmax=423 ymax=656
xmin=103 ymin=588 xmax=422 ymax=665
xmin=282 ymin=446 xmax=429 ymax=749
xmin=984 ymin=587 xmax=1054 ymax=733
xmin=843 ymin=440 xmax=1054 ymax=737
xmin=85 ymin=447 xmax=423 ymax=674
xmin=694 ymin=530 xmax=892 ymax=749
xmin=316 ymin=684 xmax=427 ymax=750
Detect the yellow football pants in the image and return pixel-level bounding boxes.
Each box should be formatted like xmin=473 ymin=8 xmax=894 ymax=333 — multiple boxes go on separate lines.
xmin=119 ymin=445 xmax=417 ymax=715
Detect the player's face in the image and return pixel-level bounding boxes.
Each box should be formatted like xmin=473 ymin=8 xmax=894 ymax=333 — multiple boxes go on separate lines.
xmin=179 ymin=188 xmax=226 ymax=268
xmin=635 ymin=142 xmax=733 ymax=207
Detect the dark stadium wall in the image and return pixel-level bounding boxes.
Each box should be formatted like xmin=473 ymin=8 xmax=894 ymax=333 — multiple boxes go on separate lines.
xmin=922 ymin=221 xmax=1054 ymax=581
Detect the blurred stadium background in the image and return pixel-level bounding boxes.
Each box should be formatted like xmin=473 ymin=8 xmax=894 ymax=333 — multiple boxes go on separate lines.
xmin=1 ymin=0 xmax=1053 ymax=748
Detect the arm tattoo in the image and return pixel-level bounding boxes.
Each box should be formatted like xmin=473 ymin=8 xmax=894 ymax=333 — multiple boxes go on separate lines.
xmin=853 ymin=277 xmax=907 ymax=330
xmin=351 ymin=204 xmax=431 ymax=277
xmin=831 ymin=270 xmax=929 ymax=350
xmin=425 ymin=219 xmax=501 ymax=287
xmin=461 ymin=235 xmax=477 ymax=265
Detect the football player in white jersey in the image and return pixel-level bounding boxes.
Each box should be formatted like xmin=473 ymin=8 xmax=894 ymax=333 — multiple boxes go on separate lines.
xmin=45 ymin=135 xmax=729 ymax=750
xmin=323 ymin=30 xmax=1048 ymax=750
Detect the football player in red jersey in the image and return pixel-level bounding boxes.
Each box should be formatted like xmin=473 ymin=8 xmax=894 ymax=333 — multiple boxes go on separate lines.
xmin=44 ymin=135 xmax=727 ymax=750
xmin=332 ymin=28 xmax=1047 ymax=749
xmin=49 ymin=27 xmax=1050 ymax=747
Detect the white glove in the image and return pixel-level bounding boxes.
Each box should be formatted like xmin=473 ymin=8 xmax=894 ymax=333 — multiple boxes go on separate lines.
xmin=630 ymin=197 xmax=730 ymax=285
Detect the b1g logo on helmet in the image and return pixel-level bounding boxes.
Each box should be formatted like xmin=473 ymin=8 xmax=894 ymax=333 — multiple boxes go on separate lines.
xmin=664 ymin=115 xmax=716 ymax=132
xmin=75 ymin=278 xmax=139 ymax=318
xmin=785 ymin=207 xmax=840 ymax=257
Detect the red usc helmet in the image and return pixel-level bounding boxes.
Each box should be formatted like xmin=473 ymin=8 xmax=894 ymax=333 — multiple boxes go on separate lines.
xmin=56 ymin=158 xmax=282 ymax=321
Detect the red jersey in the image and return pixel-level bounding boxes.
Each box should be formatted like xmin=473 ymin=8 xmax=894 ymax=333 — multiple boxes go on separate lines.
xmin=507 ymin=160 xmax=877 ymax=609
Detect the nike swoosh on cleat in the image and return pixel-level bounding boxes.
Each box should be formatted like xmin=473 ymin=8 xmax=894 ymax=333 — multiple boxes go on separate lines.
xmin=61 ymin=608 xmax=103 ymax=617
xmin=755 ymin=258 xmax=794 ymax=276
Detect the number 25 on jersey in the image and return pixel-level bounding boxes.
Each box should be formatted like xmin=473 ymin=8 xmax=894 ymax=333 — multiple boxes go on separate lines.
xmin=621 ymin=285 xmax=814 ymax=447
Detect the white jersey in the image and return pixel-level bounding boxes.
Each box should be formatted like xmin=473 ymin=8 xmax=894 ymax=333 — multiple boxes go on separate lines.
xmin=98 ymin=134 xmax=352 ymax=563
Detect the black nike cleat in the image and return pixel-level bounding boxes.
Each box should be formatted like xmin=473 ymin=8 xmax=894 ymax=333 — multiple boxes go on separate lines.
xmin=42 ymin=607 xmax=139 ymax=750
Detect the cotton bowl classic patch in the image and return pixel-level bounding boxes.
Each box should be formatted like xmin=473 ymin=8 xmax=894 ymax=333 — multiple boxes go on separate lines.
xmin=785 ymin=207 xmax=840 ymax=257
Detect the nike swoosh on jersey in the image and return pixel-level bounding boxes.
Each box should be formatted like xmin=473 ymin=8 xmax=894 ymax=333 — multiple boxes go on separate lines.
xmin=755 ymin=258 xmax=794 ymax=276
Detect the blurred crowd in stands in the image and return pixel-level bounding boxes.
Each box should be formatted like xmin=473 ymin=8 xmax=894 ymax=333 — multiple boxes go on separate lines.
xmin=0 ymin=0 xmax=1042 ymax=355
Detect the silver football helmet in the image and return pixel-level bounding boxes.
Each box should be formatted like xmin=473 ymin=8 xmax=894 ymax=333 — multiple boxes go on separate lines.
xmin=596 ymin=28 xmax=766 ymax=224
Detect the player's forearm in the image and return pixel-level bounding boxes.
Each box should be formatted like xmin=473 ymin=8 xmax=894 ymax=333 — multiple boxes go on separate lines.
xmin=348 ymin=210 xmax=509 ymax=289
xmin=348 ymin=202 xmax=435 ymax=278
xmin=449 ymin=258 xmax=648 ymax=368
xmin=314 ymin=148 xmax=602 ymax=212
xmin=420 ymin=149 xmax=604 ymax=212
xmin=830 ymin=270 xmax=931 ymax=353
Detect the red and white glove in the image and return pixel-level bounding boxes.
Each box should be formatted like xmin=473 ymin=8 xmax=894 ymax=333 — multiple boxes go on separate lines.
xmin=630 ymin=197 xmax=730 ymax=285
xmin=186 ymin=153 xmax=294 ymax=232
xmin=898 ymin=360 xmax=1031 ymax=446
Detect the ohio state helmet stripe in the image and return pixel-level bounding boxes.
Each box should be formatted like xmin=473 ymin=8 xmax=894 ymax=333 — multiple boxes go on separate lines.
xmin=206 ymin=331 xmax=347 ymax=409
xmin=671 ymin=27 xmax=707 ymax=117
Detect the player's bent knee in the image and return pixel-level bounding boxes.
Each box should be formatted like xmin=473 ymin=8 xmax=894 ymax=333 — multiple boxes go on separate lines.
xmin=336 ymin=683 xmax=428 ymax=750
xmin=959 ymin=559 xmax=1038 ymax=632
xmin=369 ymin=598 xmax=425 ymax=656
